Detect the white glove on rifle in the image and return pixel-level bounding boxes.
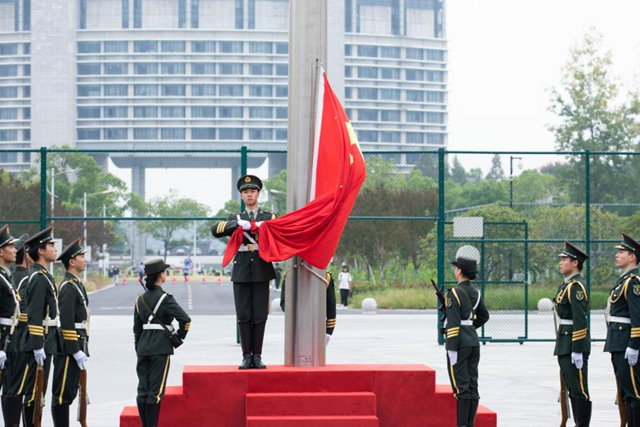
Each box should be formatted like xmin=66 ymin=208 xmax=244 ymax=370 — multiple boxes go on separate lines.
xmin=448 ymin=350 xmax=458 ymax=366
xmin=0 ymin=350 xmax=6 ymax=370
xmin=73 ymin=350 xmax=89 ymax=370
xmin=626 ymin=347 xmax=639 ymax=366
xmin=34 ymin=348 xmax=46 ymax=366
xmin=325 ymin=334 xmax=331 ymax=345
xmin=571 ymin=352 xmax=583 ymax=370
xmin=237 ymin=219 xmax=251 ymax=230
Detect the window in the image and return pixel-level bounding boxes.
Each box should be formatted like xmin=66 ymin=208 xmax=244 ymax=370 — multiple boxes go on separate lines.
xmin=135 ymin=63 xmax=158 ymax=75
xmin=249 ymin=107 xmax=273 ymax=119
xmin=23 ymin=86 xmax=30 ymax=97
xmin=0 ymin=44 xmax=18 ymax=56
xmin=344 ymin=45 xmax=352 ymax=56
xmin=23 ymin=44 xmax=30 ymax=55
xmin=357 ymin=67 xmax=377 ymax=79
xmin=105 ymin=128 xmax=127 ymax=139
xmin=192 ymin=63 xmax=215 ymax=75
xmin=357 ymin=88 xmax=378 ymax=100
xmin=427 ymin=71 xmax=445 ymax=82
xmin=249 ymin=85 xmax=272 ymax=97
xmin=219 ymin=41 xmax=243 ymax=53
xmin=406 ymin=132 xmax=424 ymax=143
xmin=406 ymin=48 xmax=424 ymax=60
xmin=427 ymin=133 xmax=445 ymax=144
xmin=358 ymin=130 xmax=378 ymax=142
xmin=219 ymin=107 xmax=243 ymax=118
xmin=78 ymin=129 xmax=100 ymax=140
xmin=219 ymin=63 xmax=243 ymax=75
xmin=275 ymin=43 xmax=288 ymax=54
xmin=380 ymin=46 xmax=400 ymax=58
xmin=219 ymin=128 xmax=243 ymax=140
xmin=427 ymin=91 xmax=445 ymax=103
xmin=345 ymin=87 xmax=352 ymax=99
xmin=192 ymin=84 xmax=216 ymax=96
xmin=276 ymin=64 xmax=288 ymax=76
xmin=249 ymin=64 xmax=273 ymax=76
xmin=162 ymin=63 xmax=186 ymax=75
xmin=78 ymin=63 xmax=101 ymax=75
xmin=162 ymin=41 xmax=185 ymax=52
xmin=192 ymin=106 xmax=215 ymax=118
xmin=0 ymin=152 xmax=18 ymax=162
xmin=162 ymin=84 xmax=186 ymax=96
xmin=276 ymin=107 xmax=287 ymax=119
xmin=105 ymin=107 xmax=128 ymax=118
xmin=105 ymin=63 xmax=127 ymax=75
xmin=249 ymin=129 xmax=272 ymax=140
xmin=104 ymin=84 xmax=128 ymax=96
xmin=23 ymin=65 xmax=30 ymax=76
xmin=161 ymin=106 xmax=186 ymax=118
xmin=427 ymin=50 xmax=445 ymax=61
xmin=358 ymin=109 xmax=378 ymax=121
xmin=0 ymin=130 xmax=18 ymax=142
xmin=275 ymin=85 xmax=288 ymax=97
xmin=427 ymin=112 xmax=445 ymax=123
xmin=357 ymin=45 xmax=378 ymax=58
xmin=406 ymin=90 xmax=424 ymax=102
xmin=0 ymin=87 xmax=18 ymax=98
xmin=134 ymin=84 xmax=158 ymax=96
xmin=407 ymin=111 xmax=424 ymax=123
xmin=0 ymin=65 xmax=18 ymax=77
xmin=380 ymin=89 xmax=401 ymax=100
xmin=249 ymin=42 xmax=272 ymax=54
xmin=78 ymin=42 xmax=101 ymax=54
xmin=219 ymin=85 xmax=243 ymax=97
xmin=192 ymin=41 xmax=215 ymax=53
xmin=134 ymin=107 xmax=158 ymax=118
xmin=105 ymin=41 xmax=128 ymax=53
xmin=381 ymin=131 xmax=400 ymax=142
xmin=192 ymin=128 xmax=215 ymax=140
xmin=23 ymin=108 xmax=30 ymax=119
xmin=380 ymin=68 xmax=400 ymax=80
xmin=381 ymin=110 xmax=400 ymax=122
xmin=77 ymin=107 xmax=100 ymax=119
xmin=0 ymin=108 xmax=18 ymax=120
xmin=134 ymin=128 xmax=158 ymax=139
xmin=406 ymin=69 xmax=424 ymax=81
xmin=134 ymin=41 xmax=158 ymax=53
xmin=78 ymin=85 xmax=100 ymax=97
xmin=276 ymin=129 xmax=287 ymax=140
xmin=345 ymin=66 xmax=352 ymax=78
xmin=161 ymin=128 xmax=186 ymax=140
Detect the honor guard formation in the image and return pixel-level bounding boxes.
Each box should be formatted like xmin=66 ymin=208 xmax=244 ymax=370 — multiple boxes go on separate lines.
xmin=1 ymin=175 xmax=640 ymax=427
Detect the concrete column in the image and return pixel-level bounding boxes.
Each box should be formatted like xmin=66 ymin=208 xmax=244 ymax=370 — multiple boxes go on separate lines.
xmin=131 ymin=165 xmax=146 ymax=264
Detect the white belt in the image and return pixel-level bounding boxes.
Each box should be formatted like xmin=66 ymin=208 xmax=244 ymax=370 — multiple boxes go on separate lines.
xmin=0 ymin=317 xmax=12 ymax=326
xmin=43 ymin=317 xmax=59 ymax=327
xmin=238 ymin=244 xmax=258 ymax=252
xmin=610 ymin=316 xmax=632 ymax=324
xmin=75 ymin=322 xmax=87 ymax=330
xmin=143 ymin=324 xmax=174 ymax=331
xmin=559 ymin=319 xmax=574 ymax=325
xmin=460 ymin=320 xmax=473 ymax=326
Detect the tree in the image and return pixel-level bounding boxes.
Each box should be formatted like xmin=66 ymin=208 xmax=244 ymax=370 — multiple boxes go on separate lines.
xmin=486 ymin=155 xmax=504 ymax=181
xmin=449 ymin=156 xmax=467 ymax=185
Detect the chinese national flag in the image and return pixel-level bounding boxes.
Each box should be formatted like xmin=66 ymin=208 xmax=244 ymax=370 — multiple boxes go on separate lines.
xmin=255 ymin=69 xmax=367 ymax=269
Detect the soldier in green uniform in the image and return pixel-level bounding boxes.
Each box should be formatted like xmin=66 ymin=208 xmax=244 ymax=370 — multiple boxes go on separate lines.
xmin=134 ymin=259 xmax=191 ymax=427
xmin=554 ymin=241 xmax=591 ymax=426
xmin=445 ymin=255 xmax=490 ymax=427
xmin=22 ymin=227 xmax=62 ymax=427
xmin=51 ymin=238 xmax=90 ymax=426
xmin=211 ymin=175 xmax=276 ymax=369
xmin=2 ymin=233 xmax=29 ymax=427
xmin=605 ymin=233 xmax=640 ymax=424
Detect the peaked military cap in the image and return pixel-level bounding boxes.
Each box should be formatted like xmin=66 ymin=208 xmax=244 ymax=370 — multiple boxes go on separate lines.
xmin=13 ymin=233 xmax=29 ymax=254
xmin=559 ymin=241 xmax=589 ymax=263
xmin=0 ymin=225 xmax=17 ymax=248
xmin=57 ymin=238 xmax=86 ymax=264
xmin=144 ymin=259 xmax=170 ymax=276
xmin=452 ymin=256 xmax=478 ymax=274
xmin=25 ymin=226 xmax=55 ymax=251
xmin=237 ymin=175 xmax=263 ymax=192
xmin=615 ymin=233 xmax=640 ymax=255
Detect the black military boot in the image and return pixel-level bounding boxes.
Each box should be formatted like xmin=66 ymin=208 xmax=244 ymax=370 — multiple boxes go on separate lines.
xmin=238 ymin=323 xmax=253 ymax=369
xmin=3 ymin=396 xmax=23 ymax=427
xmin=22 ymin=403 xmax=35 ymax=427
xmin=456 ymin=399 xmax=471 ymax=427
xmin=51 ymin=403 xmax=69 ymax=427
xmin=626 ymin=402 xmax=634 ymax=427
xmin=631 ymin=405 xmax=640 ymax=427
xmin=570 ymin=398 xmax=577 ymax=425
xmin=251 ymin=322 xmax=267 ymax=369
xmin=137 ymin=399 xmax=148 ymax=427
xmin=467 ymin=399 xmax=479 ymax=427
xmin=252 ymin=354 xmax=267 ymax=369
xmin=145 ymin=403 xmax=161 ymax=427
xmin=574 ymin=399 xmax=591 ymax=427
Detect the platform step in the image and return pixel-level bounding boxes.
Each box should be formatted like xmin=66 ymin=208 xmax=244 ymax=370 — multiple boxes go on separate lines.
xmin=246 ymin=415 xmax=380 ymax=427
xmin=246 ymin=392 xmax=377 ymax=416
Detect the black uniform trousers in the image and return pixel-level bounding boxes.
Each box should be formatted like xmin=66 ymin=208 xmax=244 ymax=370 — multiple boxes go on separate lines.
xmin=23 ymin=353 xmax=52 ymax=407
xmin=558 ymin=354 xmax=590 ymax=401
xmin=611 ymin=351 xmax=640 ymax=408
xmin=2 ymin=351 xmax=28 ymax=397
xmin=233 ymin=281 xmax=269 ymax=355
xmin=137 ymin=355 xmax=171 ymax=405
xmin=447 ymin=346 xmax=480 ymax=400
xmin=51 ymin=355 xmax=81 ymax=406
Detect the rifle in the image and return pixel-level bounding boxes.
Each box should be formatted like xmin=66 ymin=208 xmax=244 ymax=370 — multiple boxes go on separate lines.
xmin=431 ymin=279 xmax=447 ymax=335
xmin=34 ymin=307 xmax=49 ymax=427
xmin=617 ymin=388 xmax=627 ymax=427
xmin=78 ymin=369 xmax=89 ymax=427
xmin=553 ymin=306 xmax=570 ymax=427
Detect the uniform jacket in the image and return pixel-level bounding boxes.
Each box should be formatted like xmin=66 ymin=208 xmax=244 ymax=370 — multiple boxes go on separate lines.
xmin=554 ymin=274 xmax=590 ymax=356
xmin=133 ymin=286 xmax=191 ymax=357
xmin=0 ymin=266 xmax=18 ymax=350
xmin=58 ymin=272 xmax=90 ymax=356
xmin=24 ymin=263 xmax=62 ymax=354
xmin=604 ymin=267 xmax=640 ymax=353
xmin=280 ymin=271 xmax=337 ymax=335
xmin=12 ymin=266 xmax=29 ymax=352
xmin=211 ymin=209 xmax=276 ymax=283
xmin=445 ymin=281 xmax=490 ymax=351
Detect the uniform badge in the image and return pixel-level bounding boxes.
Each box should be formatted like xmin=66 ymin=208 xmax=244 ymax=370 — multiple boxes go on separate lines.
xmin=245 ymin=176 xmax=251 ymax=182
xmin=6 ymin=226 xmax=9 ymax=234
xmin=634 ymin=285 xmax=640 ymax=296
xmin=446 ymin=297 xmax=452 ymax=308
xmin=575 ymin=290 xmax=584 ymax=301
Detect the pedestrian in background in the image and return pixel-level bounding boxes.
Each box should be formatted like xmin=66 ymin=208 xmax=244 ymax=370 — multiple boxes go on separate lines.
xmin=338 ymin=266 xmax=352 ymax=307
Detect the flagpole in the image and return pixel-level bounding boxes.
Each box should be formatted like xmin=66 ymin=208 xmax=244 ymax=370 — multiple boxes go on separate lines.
xmin=284 ymin=0 xmax=328 ymax=367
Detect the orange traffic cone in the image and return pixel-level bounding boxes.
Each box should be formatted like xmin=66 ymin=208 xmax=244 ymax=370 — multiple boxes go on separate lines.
xmin=172 ymin=276 xmax=177 ymax=284
xmin=185 ymin=276 xmax=189 ymax=284
xmin=202 ymin=276 xmax=206 ymax=284
xmin=123 ymin=278 xmax=127 ymax=286
xmin=217 ymin=277 xmax=222 ymax=285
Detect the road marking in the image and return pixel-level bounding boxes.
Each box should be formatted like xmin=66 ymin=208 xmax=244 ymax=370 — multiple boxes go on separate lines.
xmin=187 ymin=284 xmax=194 ymax=310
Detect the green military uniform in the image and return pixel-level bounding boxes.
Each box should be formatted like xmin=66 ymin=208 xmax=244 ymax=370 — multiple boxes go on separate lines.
xmin=604 ymin=233 xmax=640 ymax=422
xmin=134 ymin=259 xmax=191 ymax=427
xmin=554 ymin=241 xmax=591 ymax=426
xmin=0 ymin=225 xmax=19 ymax=422
xmin=211 ymin=175 xmax=275 ymax=369
xmin=280 ymin=271 xmax=337 ymax=336
xmin=445 ymin=256 xmax=489 ymax=427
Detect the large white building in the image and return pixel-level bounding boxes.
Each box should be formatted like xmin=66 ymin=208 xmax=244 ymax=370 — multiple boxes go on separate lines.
xmin=0 ymin=0 xmax=447 ymax=169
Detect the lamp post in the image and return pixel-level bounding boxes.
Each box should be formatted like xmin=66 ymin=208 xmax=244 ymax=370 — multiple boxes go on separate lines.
xmin=84 ymin=190 xmax=115 ymax=282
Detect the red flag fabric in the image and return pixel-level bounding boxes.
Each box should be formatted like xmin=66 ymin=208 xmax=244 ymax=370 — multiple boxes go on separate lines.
xmin=222 ymin=227 xmax=244 ymax=267
xmin=257 ymin=70 xmax=366 ymax=269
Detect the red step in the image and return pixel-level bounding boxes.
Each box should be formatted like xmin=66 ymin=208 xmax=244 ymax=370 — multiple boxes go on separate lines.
xmin=246 ymin=392 xmax=377 ymax=416
xmin=246 ymin=415 xmax=380 ymax=427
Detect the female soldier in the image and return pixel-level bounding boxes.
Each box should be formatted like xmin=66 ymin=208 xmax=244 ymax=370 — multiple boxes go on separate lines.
xmin=134 ymin=259 xmax=191 ymax=427
xmin=445 ymin=255 xmax=490 ymax=427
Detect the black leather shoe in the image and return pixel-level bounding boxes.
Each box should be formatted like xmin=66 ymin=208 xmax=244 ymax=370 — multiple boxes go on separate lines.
xmin=239 ymin=355 xmax=253 ymax=370
xmin=252 ymin=354 xmax=267 ymax=369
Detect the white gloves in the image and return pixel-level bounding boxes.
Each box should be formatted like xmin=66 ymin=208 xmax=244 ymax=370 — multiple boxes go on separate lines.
xmin=571 ymin=352 xmax=583 ymax=370
xmin=326 ymin=334 xmax=331 ymax=345
xmin=448 ymin=350 xmax=458 ymax=366
xmin=73 ymin=350 xmax=88 ymax=370
xmin=237 ymin=220 xmax=251 ymax=230
xmin=255 ymin=221 xmax=263 ymax=228
xmin=0 ymin=350 xmax=6 ymax=370
xmin=34 ymin=348 xmax=46 ymax=366
xmin=626 ymin=347 xmax=639 ymax=366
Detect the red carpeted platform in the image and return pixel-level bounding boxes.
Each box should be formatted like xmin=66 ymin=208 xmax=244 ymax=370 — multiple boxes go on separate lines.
xmin=119 ymin=364 xmax=497 ymax=427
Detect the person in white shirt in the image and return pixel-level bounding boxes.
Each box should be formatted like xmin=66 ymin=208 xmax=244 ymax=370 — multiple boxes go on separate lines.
xmin=338 ymin=266 xmax=352 ymax=307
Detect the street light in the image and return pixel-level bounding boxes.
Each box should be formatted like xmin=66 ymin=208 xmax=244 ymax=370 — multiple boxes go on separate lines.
xmin=84 ymin=189 xmax=115 ymax=282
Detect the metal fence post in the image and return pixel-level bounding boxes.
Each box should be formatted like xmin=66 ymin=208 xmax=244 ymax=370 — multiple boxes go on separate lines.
xmin=523 ymin=220 xmax=529 ymax=340
xmin=236 ymin=145 xmax=248 ymax=345
xmin=437 ymin=148 xmax=445 ymax=345
xmin=40 ymin=147 xmax=47 ymax=230
xmin=584 ymin=150 xmax=591 ymax=328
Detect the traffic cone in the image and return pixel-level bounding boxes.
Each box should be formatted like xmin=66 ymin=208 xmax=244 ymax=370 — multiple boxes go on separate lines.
xmin=201 ymin=276 xmax=206 ymax=284
xmin=185 ymin=276 xmax=189 ymax=284
xmin=172 ymin=276 xmax=177 ymax=284
xmin=123 ymin=278 xmax=127 ymax=286
xmin=217 ymin=277 xmax=222 ymax=285
xmin=136 ymin=278 xmax=140 ymax=284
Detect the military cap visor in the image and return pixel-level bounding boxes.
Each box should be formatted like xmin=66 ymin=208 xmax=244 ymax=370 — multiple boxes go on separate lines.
xmin=558 ymin=241 xmax=589 ymax=262
xmin=237 ymin=175 xmax=263 ymax=192
xmin=614 ymin=233 xmax=640 ymax=254
xmin=145 ymin=259 xmax=171 ymax=276
xmin=57 ymin=238 xmax=86 ymax=262
xmin=0 ymin=225 xmax=18 ymax=248
xmin=452 ymin=256 xmax=478 ymax=273
xmin=25 ymin=226 xmax=56 ymax=251
xmin=13 ymin=234 xmax=29 ymax=253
